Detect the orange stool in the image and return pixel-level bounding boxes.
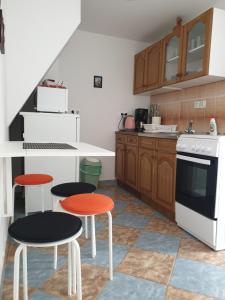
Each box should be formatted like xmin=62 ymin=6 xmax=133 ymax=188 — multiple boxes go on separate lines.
xmin=59 ymin=193 xmax=114 ymax=280
xmin=12 ymin=174 xmax=53 ymax=222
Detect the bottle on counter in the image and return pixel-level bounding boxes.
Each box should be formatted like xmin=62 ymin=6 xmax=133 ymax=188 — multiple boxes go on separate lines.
xmin=209 ymin=117 xmax=217 ymax=136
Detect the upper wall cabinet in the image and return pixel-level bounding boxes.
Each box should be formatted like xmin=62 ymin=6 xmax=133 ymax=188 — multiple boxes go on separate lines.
xmin=145 ymin=41 xmax=162 ymax=90
xmin=134 ymin=8 xmax=225 ymax=95
xmin=133 ymin=49 xmax=146 ymax=94
xmin=134 ymin=42 xmax=162 ymax=94
xmin=181 ymin=9 xmax=212 ymax=81
xmin=161 ymin=19 xmax=183 ymax=85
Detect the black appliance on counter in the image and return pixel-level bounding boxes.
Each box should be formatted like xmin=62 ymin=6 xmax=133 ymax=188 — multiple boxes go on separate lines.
xmin=135 ymin=108 xmax=148 ymax=131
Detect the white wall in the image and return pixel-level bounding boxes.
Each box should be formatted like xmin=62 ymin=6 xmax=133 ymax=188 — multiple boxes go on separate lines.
xmin=0 ymin=47 xmax=8 ymax=284
xmin=46 ymin=30 xmax=150 ymax=179
xmin=2 ymin=0 xmax=81 ymax=125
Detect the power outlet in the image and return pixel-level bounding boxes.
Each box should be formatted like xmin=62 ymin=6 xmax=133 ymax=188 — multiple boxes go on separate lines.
xmin=194 ymin=100 xmax=206 ymax=109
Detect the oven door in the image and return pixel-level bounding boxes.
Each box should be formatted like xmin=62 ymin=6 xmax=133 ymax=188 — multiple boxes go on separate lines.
xmin=176 ymin=152 xmax=218 ymax=219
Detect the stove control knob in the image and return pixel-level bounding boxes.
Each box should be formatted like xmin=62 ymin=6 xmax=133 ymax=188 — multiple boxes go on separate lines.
xmin=177 ymin=144 xmax=186 ymax=150
xmin=195 ymin=145 xmax=200 ymax=152
xmin=191 ymin=145 xmax=196 ymax=151
xmin=205 ymin=147 xmax=211 ymax=154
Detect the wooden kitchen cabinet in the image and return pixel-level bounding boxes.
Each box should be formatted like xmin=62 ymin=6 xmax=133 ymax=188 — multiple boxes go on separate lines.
xmin=138 ymin=147 xmax=155 ymax=201
xmin=161 ymin=19 xmax=183 ymax=85
xmin=133 ymin=8 xmax=225 ymax=95
xmin=133 ymin=49 xmax=146 ymax=94
xmin=181 ymin=8 xmax=213 ymax=81
xmin=115 ymin=142 xmax=125 ymax=181
xmin=144 ymin=41 xmax=162 ymax=90
xmin=125 ymin=144 xmax=138 ymax=189
xmin=115 ymin=133 xmax=138 ymax=189
xmin=155 ymin=151 xmax=176 ymax=213
xmin=115 ymin=133 xmax=176 ymax=218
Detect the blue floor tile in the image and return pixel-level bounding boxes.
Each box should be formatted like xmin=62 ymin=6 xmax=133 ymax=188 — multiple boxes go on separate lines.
xmin=114 ymin=200 xmax=129 ymax=213
xmin=81 ymin=239 xmax=128 ymax=268
xmin=5 ymin=249 xmax=66 ymax=288
xmin=97 ymin=272 xmax=166 ymax=300
xmin=171 ymin=257 xmax=225 ymax=299
xmin=152 ymin=211 xmax=169 ymax=220
xmin=135 ymin=232 xmax=180 ymax=255
xmin=30 ymin=291 xmax=62 ymax=300
xmin=95 ymin=188 xmax=114 ymax=197
xmin=99 ymin=180 xmax=116 ymax=186
xmin=113 ymin=212 xmax=150 ymax=229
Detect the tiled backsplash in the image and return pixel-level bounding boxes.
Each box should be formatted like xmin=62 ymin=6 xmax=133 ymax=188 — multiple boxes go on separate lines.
xmin=151 ymin=80 xmax=225 ymax=133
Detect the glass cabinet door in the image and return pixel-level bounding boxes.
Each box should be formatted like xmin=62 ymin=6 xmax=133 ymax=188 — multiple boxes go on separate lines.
xmin=164 ymin=36 xmax=181 ymax=83
xmin=162 ymin=22 xmax=182 ymax=85
xmin=182 ymin=9 xmax=213 ymax=80
xmin=185 ymin=21 xmax=205 ymax=75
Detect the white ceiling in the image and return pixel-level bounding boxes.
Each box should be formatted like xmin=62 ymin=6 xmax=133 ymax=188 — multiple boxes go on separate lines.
xmin=79 ymin=0 xmax=225 ymax=43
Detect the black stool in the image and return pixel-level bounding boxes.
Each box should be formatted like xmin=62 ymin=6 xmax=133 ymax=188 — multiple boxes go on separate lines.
xmin=51 ymin=182 xmax=96 ymax=270
xmin=51 ymin=182 xmax=96 ymax=239
xmin=9 ymin=211 xmax=82 ymax=300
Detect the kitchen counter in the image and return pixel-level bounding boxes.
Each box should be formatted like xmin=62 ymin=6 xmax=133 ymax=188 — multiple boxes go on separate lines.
xmin=116 ymin=130 xmax=179 ymax=140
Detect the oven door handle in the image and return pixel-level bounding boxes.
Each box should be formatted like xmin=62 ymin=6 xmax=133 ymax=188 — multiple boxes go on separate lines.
xmin=176 ymin=154 xmax=211 ymax=165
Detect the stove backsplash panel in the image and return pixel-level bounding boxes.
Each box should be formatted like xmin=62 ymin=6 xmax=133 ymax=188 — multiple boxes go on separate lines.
xmin=151 ymin=80 xmax=225 ymax=134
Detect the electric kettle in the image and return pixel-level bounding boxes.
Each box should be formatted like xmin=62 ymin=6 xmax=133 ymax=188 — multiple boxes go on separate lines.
xmin=124 ymin=115 xmax=135 ymax=130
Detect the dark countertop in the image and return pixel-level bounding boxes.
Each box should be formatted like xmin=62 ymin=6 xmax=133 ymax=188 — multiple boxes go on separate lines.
xmin=116 ymin=130 xmax=179 ymax=140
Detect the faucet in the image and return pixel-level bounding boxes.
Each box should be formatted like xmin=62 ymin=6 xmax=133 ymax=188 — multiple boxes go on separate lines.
xmin=185 ymin=120 xmax=195 ymax=134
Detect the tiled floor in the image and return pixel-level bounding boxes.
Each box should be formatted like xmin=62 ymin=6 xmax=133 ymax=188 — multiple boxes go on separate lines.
xmin=2 ymin=181 xmax=225 ymax=299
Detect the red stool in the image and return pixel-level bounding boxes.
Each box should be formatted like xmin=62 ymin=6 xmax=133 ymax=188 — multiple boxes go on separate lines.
xmin=59 ymin=193 xmax=114 ymax=280
xmin=12 ymin=174 xmax=53 ymax=222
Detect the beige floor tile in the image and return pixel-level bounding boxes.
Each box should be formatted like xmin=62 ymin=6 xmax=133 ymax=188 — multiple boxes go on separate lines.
xmin=124 ymin=202 xmax=155 ymax=216
xmin=42 ymin=263 xmax=108 ymax=300
xmin=96 ymin=224 xmax=140 ymax=246
xmin=115 ymin=191 xmax=137 ymax=201
xmin=2 ymin=280 xmax=36 ymax=300
xmin=145 ymin=217 xmax=188 ymax=238
xmin=95 ymin=211 xmax=117 ymax=224
xmin=4 ymin=241 xmax=18 ymax=264
xmin=116 ymin=248 xmax=174 ymax=285
xmin=166 ymin=286 xmax=217 ymax=300
xmin=179 ymin=238 xmax=225 ymax=267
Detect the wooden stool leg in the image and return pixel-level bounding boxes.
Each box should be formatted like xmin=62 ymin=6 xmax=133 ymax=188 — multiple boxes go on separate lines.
xmin=107 ymin=211 xmax=113 ymax=280
xmin=13 ymin=244 xmax=23 ymax=300
xmin=73 ymin=240 xmax=82 ymax=300
xmin=22 ymin=246 xmax=28 ymax=300
xmin=91 ymin=215 xmax=96 ymax=258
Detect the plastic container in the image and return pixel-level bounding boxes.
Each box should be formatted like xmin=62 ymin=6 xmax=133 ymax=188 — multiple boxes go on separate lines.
xmin=80 ymin=158 xmax=102 ymax=187
xmin=209 ymin=117 xmax=217 ymax=136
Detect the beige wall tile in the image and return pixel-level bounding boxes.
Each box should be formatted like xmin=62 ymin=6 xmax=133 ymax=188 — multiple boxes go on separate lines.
xmin=150 ymin=81 xmax=225 ymax=132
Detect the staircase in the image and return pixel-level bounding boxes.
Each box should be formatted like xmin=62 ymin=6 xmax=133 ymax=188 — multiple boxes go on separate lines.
xmin=2 ymin=0 xmax=81 ymax=125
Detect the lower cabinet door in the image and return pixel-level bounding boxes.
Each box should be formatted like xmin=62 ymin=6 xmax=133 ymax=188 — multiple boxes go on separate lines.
xmin=125 ymin=145 xmax=138 ymax=189
xmin=155 ymin=151 xmax=176 ymax=213
xmin=138 ymin=148 xmax=155 ymax=200
xmin=115 ymin=143 xmax=125 ymax=181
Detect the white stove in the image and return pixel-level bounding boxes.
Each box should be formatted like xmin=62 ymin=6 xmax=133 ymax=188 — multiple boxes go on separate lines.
xmin=176 ymin=134 xmax=225 ymax=250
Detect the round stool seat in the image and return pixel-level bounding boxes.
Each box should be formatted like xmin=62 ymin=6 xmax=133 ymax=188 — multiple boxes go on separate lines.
xmin=8 ymin=211 xmax=82 ymax=243
xmin=15 ymin=174 xmax=53 ymax=186
xmin=51 ymin=182 xmax=96 ymax=197
xmin=60 ymin=193 xmax=114 ymax=216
